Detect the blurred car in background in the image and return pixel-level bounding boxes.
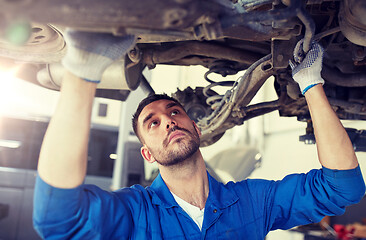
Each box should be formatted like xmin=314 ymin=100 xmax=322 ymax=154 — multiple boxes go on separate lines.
xmin=0 ymin=116 xmax=151 ymax=240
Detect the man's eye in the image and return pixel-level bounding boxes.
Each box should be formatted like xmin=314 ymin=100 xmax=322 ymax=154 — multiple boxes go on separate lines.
xmin=150 ymin=121 xmax=158 ymax=128
xmin=171 ymin=110 xmax=179 ymax=116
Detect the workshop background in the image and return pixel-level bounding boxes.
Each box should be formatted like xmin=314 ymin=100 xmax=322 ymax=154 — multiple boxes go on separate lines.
xmin=0 ymin=65 xmax=365 ymax=240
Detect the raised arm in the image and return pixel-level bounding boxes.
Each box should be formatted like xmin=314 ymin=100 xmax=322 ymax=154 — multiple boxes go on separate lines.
xmin=290 ymin=40 xmax=358 ymax=170
xmin=38 ymin=73 xmax=96 ymax=188
xmin=305 ymin=85 xmax=358 ymax=169
xmin=37 ymin=29 xmax=135 ymax=188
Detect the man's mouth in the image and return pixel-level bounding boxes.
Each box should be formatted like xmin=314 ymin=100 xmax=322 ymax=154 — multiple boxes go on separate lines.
xmin=168 ymin=130 xmax=186 ymax=143
xmin=163 ymin=126 xmax=192 ymax=147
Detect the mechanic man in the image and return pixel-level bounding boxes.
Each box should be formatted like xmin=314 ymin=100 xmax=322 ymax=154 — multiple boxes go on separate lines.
xmin=33 ymin=30 xmax=365 ymax=239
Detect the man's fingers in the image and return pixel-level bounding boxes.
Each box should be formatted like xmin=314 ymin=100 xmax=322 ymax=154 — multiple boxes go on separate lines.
xmin=293 ymin=39 xmax=305 ymax=63
xmin=289 ymin=59 xmax=297 ymax=70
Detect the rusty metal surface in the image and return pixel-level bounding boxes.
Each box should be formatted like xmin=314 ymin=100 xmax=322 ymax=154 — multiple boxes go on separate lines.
xmin=0 ymin=0 xmax=225 ymax=31
xmin=141 ymin=41 xmax=264 ymax=67
xmin=199 ymin=56 xmax=275 ymax=146
xmin=0 ymin=0 xmax=366 ymax=147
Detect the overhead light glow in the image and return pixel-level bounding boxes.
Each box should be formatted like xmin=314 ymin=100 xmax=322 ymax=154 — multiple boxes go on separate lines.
xmin=0 ymin=67 xmax=27 ymax=116
xmin=0 ymin=67 xmax=60 ymax=117
xmin=0 ymin=139 xmax=22 ymax=149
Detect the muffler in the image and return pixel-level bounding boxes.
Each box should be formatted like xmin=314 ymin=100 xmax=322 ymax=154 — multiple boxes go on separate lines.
xmin=37 ymin=60 xmax=140 ymax=90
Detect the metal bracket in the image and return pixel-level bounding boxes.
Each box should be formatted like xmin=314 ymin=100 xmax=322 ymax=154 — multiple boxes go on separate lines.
xmin=300 ymin=127 xmax=366 ymax=152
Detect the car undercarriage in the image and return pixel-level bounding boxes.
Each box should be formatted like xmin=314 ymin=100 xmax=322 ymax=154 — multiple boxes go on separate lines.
xmin=0 ymin=0 xmax=365 ymax=147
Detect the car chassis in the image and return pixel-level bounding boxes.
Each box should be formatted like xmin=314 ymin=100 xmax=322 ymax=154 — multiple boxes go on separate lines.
xmin=0 ymin=0 xmax=365 ymax=147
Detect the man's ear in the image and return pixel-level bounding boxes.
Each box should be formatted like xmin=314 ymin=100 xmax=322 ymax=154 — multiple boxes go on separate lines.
xmin=141 ymin=145 xmax=155 ymax=163
xmin=193 ymin=121 xmax=202 ymax=137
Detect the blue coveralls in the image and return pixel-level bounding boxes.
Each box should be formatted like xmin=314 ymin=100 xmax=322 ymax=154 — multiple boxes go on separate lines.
xmin=33 ymin=166 xmax=365 ymax=239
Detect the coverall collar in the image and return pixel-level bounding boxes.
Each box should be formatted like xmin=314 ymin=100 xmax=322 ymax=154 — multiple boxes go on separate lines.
xmin=149 ymin=171 xmax=239 ymax=210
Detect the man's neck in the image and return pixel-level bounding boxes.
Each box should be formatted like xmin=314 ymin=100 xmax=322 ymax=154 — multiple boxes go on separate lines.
xmin=159 ymin=150 xmax=209 ymax=209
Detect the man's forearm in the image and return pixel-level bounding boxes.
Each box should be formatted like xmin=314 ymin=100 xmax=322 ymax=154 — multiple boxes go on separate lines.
xmin=305 ymin=84 xmax=358 ymax=170
xmin=37 ymin=72 xmax=97 ymax=188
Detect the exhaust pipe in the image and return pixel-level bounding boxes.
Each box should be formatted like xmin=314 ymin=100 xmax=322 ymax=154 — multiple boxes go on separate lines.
xmin=37 ymin=60 xmax=140 ymax=90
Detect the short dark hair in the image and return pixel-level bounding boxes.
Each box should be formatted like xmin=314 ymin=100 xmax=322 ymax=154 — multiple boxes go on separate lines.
xmin=132 ymin=94 xmax=185 ymax=142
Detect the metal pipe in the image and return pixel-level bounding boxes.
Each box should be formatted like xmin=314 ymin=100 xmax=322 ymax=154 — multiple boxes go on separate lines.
xmin=139 ymin=74 xmax=155 ymax=95
xmin=238 ymin=0 xmax=274 ymax=11
xmin=297 ymin=8 xmax=315 ymax=53
xmin=143 ymin=41 xmax=262 ymax=66
xmin=314 ymin=27 xmax=341 ymax=41
xmin=328 ymin=98 xmax=366 ymax=116
xmin=280 ymin=0 xmax=315 ymax=52
xmin=322 ymin=65 xmax=366 ymax=87
xmin=37 ymin=62 xmax=139 ymax=90
xmin=241 ymin=100 xmax=280 ymax=121
xmin=232 ymin=54 xmax=272 ymax=103
xmin=221 ymin=0 xmax=300 ymax=26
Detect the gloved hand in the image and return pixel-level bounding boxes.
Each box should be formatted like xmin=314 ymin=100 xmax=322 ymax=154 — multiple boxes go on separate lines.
xmin=62 ymin=29 xmax=135 ymax=83
xmin=289 ymin=39 xmax=325 ymax=95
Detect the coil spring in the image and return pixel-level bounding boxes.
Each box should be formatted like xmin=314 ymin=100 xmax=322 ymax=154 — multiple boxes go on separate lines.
xmin=203 ymin=62 xmax=239 ymax=110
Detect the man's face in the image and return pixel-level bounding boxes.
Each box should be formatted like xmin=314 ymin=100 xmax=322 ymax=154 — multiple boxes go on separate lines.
xmin=138 ymin=99 xmax=201 ymax=167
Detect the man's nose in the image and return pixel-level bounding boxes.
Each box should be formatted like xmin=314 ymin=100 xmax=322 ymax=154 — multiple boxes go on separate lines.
xmin=165 ymin=117 xmax=176 ymax=130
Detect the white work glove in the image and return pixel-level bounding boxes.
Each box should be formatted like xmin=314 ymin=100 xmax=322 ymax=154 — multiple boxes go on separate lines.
xmin=62 ymin=29 xmax=135 ymax=83
xmin=289 ymin=39 xmax=325 ymax=95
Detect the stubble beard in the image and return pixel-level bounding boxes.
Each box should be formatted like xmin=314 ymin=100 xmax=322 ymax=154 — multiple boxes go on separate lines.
xmin=151 ymin=125 xmax=200 ymax=167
